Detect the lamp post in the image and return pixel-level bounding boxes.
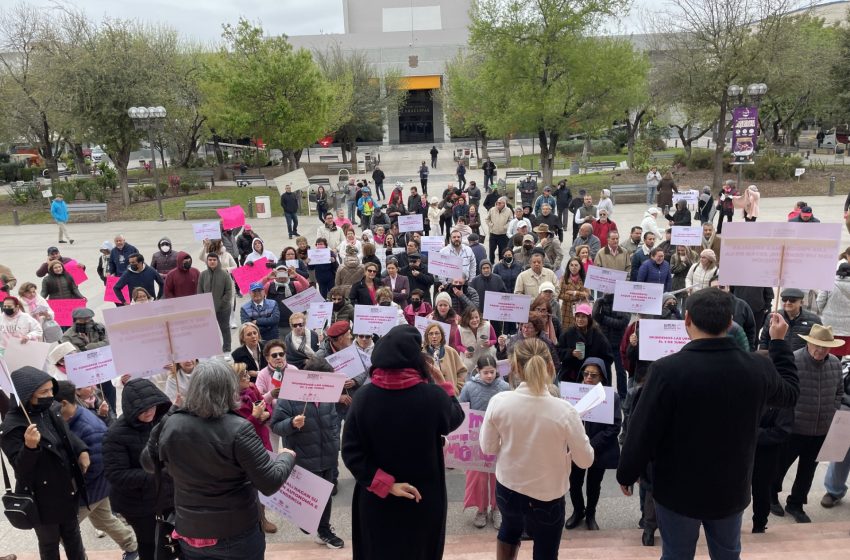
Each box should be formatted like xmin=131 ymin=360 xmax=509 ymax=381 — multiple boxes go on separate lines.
xmin=727 ymin=83 xmax=767 ymax=187
xmin=128 ymin=106 xmax=167 ymax=221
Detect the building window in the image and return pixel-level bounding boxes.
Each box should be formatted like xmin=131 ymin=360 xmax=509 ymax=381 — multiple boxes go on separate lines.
xmin=382 ymin=6 xmax=442 ymax=32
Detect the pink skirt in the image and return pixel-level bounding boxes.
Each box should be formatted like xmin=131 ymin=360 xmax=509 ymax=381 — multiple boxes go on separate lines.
xmin=464 ymin=470 xmax=497 ymax=511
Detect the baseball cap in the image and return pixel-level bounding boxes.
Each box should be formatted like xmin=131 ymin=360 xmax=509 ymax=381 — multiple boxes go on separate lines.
xmin=47 ymin=246 xmax=59 ymax=255
xmin=249 ymin=282 xmax=265 ymax=292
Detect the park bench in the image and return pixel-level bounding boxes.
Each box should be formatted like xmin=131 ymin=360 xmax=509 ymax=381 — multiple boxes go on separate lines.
xmin=182 ymin=199 xmax=231 ymax=220
xmin=504 ymin=170 xmax=541 ymax=182
xmin=488 ymin=155 xmax=509 ymax=166
xmin=609 ymin=184 xmax=646 ymax=203
xmin=585 ymin=161 xmax=618 ymax=173
xmin=650 ymin=153 xmax=676 ymax=165
xmin=327 ymin=162 xmax=353 ymax=174
xmin=233 ymin=174 xmax=269 ymax=188
xmin=126 ymin=177 xmax=152 ymax=188
xmin=319 ymin=155 xmax=340 ymax=162
xmin=67 ymin=202 xmax=108 ymax=222
xmin=193 ymin=169 xmax=216 ymax=187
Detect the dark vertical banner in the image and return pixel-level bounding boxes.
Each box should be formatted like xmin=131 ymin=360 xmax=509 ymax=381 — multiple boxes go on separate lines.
xmin=731 ymin=106 xmax=759 ymax=163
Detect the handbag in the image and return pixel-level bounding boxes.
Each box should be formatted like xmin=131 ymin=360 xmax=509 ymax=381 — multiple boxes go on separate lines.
xmin=154 ymin=510 xmax=182 ymax=560
xmin=2 ymin=451 xmax=40 ymax=530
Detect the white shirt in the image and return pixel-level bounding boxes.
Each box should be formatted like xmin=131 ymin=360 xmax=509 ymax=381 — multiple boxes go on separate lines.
xmin=439 ymin=243 xmax=476 ymax=282
xmin=507 ymin=217 xmax=533 ymax=238
xmin=480 ymin=383 xmax=594 ymax=501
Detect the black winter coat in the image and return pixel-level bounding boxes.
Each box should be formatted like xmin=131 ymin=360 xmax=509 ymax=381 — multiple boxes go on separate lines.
xmin=469 ymin=273 xmax=506 ymax=312
xmin=585 ymin=392 xmax=622 ymax=470
xmin=103 ymin=378 xmax=173 ymax=517
xmin=349 ymin=278 xmax=379 ymax=306
xmin=558 ymin=326 xmax=614 ymax=384
xmin=592 ymin=296 xmax=630 ymax=352
xmin=401 ymin=265 xmax=435 ymax=304
xmin=757 ymin=406 xmax=794 ymax=447
xmin=142 ymin=408 xmax=296 ymax=540
xmin=758 ymin=309 xmax=821 ymax=351
xmin=271 ymin=399 xmax=340 ymax=472
xmin=231 ymin=342 xmax=267 ymax=373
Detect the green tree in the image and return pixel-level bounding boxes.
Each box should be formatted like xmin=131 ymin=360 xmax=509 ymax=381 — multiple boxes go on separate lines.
xmin=204 ymin=19 xmax=334 ymax=172
xmin=469 ymin=0 xmax=647 ymax=184
xmin=160 ymin=46 xmax=209 ymax=168
xmin=315 ymin=43 xmax=405 ymax=166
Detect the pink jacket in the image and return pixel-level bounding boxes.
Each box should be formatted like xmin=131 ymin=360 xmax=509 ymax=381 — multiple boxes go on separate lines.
xmin=256 ymin=363 xmax=298 ymax=406
xmin=744 ymin=188 xmax=760 ymax=218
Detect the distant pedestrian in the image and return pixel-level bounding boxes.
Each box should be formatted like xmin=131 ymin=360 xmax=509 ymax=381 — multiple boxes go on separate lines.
xmin=51 ymin=194 xmax=74 ymax=244
xmin=419 ymin=161 xmax=430 ymax=195
xmin=456 ymin=161 xmax=467 ymax=189
xmin=372 ymin=165 xmax=386 ymax=200
xmin=430 ymin=145 xmax=439 ymax=168
xmin=645 ymin=166 xmax=661 ymax=206
xmin=482 ymin=157 xmax=497 ymax=192
xmin=280 ymin=185 xmax=300 ymax=239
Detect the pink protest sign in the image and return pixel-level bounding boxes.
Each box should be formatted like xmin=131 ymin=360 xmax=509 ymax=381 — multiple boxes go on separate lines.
xmin=443 ymin=409 xmax=497 ymax=472
xmin=278 ymin=370 xmax=347 ymax=403
xmin=104 ymin=276 xmax=130 ymax=304
xmin=47 ymin=298 xmax=87 ymax=326
xmin=231 ymin=258 xmax=269 ymax=293
xmin=217 ymin=205 xmax=246 ymax=230
xmin=65 ymin=260 xmax=88 ymax=285
xmin=259 ymin=463 xmax=334 ymax=533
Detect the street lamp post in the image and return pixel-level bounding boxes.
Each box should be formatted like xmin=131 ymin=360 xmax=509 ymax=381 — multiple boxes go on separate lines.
xmin=128 ymin=106 xmax=167 ymax=221
xmin=727 ymin=83 xmax=767 ymax=187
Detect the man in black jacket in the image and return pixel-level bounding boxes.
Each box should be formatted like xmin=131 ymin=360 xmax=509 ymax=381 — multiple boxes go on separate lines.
xmin=400 ymin=253 xmax=435 ymax=304
xmin=482 ymin=158 xmax=497 ymax=191
xmin=712 ymin=280 xmax=757 ymax=351
xmin=371 ymin=166 xmax=386 ymax=200
xmin=280 ymin=185 xmax=300 ymax=239
xmin=757 ymin=288 xmax=821 ymax=352
xmin=617 ymin=288 xmax=799 ymax=558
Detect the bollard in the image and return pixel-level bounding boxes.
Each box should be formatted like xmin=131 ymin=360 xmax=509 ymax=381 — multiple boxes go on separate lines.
xmin=248 ymin=199 xmax=255 ymax=218
xmin=829 ymin=176 xmax=836 ymax=197
xmin=13 ymin=209 xmax=19 ymax=226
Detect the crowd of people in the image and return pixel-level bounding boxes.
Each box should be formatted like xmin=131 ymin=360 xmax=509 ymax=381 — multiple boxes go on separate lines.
xmin=0 ymin=172 xmax=848 ymax=560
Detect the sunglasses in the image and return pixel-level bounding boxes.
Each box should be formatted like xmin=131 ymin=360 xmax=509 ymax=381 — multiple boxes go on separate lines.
xmin=357 ymin=334 xmax=372 ymax=339
xmin=291 ymin=323 xmax=304 ymax=328
xmin=269 ymin=352 xmax=285 ymax=359
xmin=781 ymin=297 xmax=801 ymax=303
xmin=366 ymin=269 xmax=377 ymax=274
xmin=331 ymin=298 xmax=342 ymax=302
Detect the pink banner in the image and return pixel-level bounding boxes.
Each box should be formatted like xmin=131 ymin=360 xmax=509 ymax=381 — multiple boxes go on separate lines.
xmin=104 ymin=276 xmax=130 ymax=304
xmin=231 ymin=258 xmax=270 ymax=294
xmin=47 ymin=299 xmax=87 ymax=327
xmin=443 ymin=409 xmax=497 ymax=472
xmin=217 ymin=205 xmax=246 ymax=230
xmin=65 ymin=260 xmax=88 ymax=285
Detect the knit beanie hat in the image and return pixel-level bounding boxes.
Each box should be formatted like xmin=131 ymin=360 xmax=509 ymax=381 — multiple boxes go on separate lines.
xmin=435 ymin=292 xmax=452 ymax=307
xmin=371 ymin=325 xmax=423 ymax=369
xmin=700 ymin=249 xmax=716 ymax=262
xmin=11 ymin=366 xmax=57 ymax=407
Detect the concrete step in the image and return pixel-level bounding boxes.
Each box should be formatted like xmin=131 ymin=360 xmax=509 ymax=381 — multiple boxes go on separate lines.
xmin=12 ymin=521 xmax=849 ymax=560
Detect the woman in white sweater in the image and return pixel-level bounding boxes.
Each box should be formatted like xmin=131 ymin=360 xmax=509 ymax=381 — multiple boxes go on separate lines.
xmin=480 ymin=337 xmax=594 ymax=559
xmin=686 ymin=249 xmax=719 ymax=294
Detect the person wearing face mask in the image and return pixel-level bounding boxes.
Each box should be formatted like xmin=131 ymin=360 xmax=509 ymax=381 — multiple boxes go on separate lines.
xmin=113 ymin=254 xmax=163 ymax=305
xmin=265 ymin=264 xmax=310 ymax=340
xmin=0 ymin=296 xmax=42 ymax=351
xmin=374 ymin=287 xmax=407 ymax=326
xmin=163 ymin=252 xmax=199 ymax=299
xmin=149 ymin=238 xmax=177 ymax=277
xmin=404 ymin=288 xmax=433 ymax=325
xmin=0 ymin=367 xmax=91 ymax=560
xmin=328 ymin=287 xmax=355 ymax=324
xmin=400 ymin=252 xmax=435 ymax=305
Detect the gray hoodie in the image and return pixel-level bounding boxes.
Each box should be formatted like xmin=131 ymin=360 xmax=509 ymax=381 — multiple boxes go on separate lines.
xmin=458 ymin=373 xmax=510 ymax=412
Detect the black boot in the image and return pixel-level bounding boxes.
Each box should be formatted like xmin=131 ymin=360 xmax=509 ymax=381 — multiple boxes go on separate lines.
xmin=585 ymin=511 xmax=599 ymax=531
xmin=565 ymin=509 xmax=584 ymax=529
xmin=496 ymin=540 xmax=520 ymax=560
xmin=641 ymin=528 xmax=655 ymax=546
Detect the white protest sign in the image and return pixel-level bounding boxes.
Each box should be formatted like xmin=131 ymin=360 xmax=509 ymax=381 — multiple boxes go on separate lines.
xmin=307 ymin=248 xmax=332 ymax=265
xmin=816 ymin=410 xmax=850 ymax=462
xmin=427 ymin=252 xmax=463 ymax=279
xmin=447 ymin=402 xmax=470 ymax=437
xmin=482 ymin=292 xmax=532 ymax=323
xmin=670 ymin=226 xmax=703 ymax=246
xmin=102 ymin=293 xmax=222 ymax=376
xmin=305 ymin=302 xmax=333 ymax=330
xmin=718 ymin=222 xmax=842 ymax=291
xmin=0 ymin=358 xmax=17 ymax=401
xmin=638 ymin=319 xmax=691 ymax=361
xmin=496 ymin=359 xmax=512 ymax=378
xmin=259 ymin=463 xmax=334 ymax=534
xmin=795 ymin=168 xmax=805 ymax=177
xmin=443 ymin=409 xmax=497 ymax=473
xmin=281 ymin=287 xmax=325 ymax=313
xmin=325 ymin=344 xmax=368 ymax=379
xmin=192 ymin=221 xmax=221 ymax=241
xmin=584 ymin=265 xmax=628 ymax=294
xmin=398 ymin=214 xmax=424 ymax=233
xmin=64 ymin=346 xmax=119 ymax=387
xmin=41 ymin=189 xmax=52 ymax=199
xmin=353 ymin=305 xmax=399 ymax=336
xmin=2 ymin=340 xmax=53 ymax=374
xmin=278 ymin=369 xmax=347 ymax=403
xmin=414 ymin=315 xmax=452 ymax=342
xmin=612 ymin=281 xmax=664 ymax=315
xmin=573 ymin=382 xmax=607 ymax=418
xmin=420 ymin=236 xmax=445 ymax=254
xmin=672 ymin=190 xmax=699 ymax=205
xmin=559 ymin=382 xmax=616 ymax=424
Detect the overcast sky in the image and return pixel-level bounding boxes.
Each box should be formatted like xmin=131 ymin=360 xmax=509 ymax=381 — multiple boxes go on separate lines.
xmin=31 ymin=0 xmax=659 ymax=44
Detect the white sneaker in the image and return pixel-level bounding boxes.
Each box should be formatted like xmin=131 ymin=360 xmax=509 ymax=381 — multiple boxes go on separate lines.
xmin=490 ymin=509 xmax=502 ymax=530
xmin=95 ymin=529 xmax=106 ymax=538
xmin=473 ymin=511 xmax=487 ymax=528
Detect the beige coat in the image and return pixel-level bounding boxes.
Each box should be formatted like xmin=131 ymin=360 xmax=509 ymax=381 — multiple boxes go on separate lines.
xmin=593 ymin=246 xmax=631 ymax=274
xmin=486 ymin=206 xmax=513 ymax=236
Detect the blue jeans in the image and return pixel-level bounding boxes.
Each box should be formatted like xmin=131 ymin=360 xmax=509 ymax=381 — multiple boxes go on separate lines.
xmin=180 ymin=525 xmax=265 ymax=560
xmin=825 ymin=445 xmax=850 ymax=499
xmin=656 ymin=502 xmax=742 ymax=560
xmin=496 ymin=482 xmax=564 ymax=560
xmin=646 ymin=186 xmax=656 ymax=205
xmin=347 ymin=200 xmax=357 ymax=222
xmin=284 ymin=211 xmax=299 ymax=237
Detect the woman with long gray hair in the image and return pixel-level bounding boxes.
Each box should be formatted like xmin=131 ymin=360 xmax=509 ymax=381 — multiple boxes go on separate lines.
xmin=142 ymin=360 xmax=296 ymax=560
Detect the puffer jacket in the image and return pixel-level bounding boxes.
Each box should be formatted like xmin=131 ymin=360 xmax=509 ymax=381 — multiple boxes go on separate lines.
xmin=40 ymin=270 xmax=84 ymax=300
xmin=817 ymin=278 xmax=850 ymax=336
xmin=758 ymin=309 xmax=821 ymax=352
xmin=791 ymin=347 xmax=843 ymax=436
xmin=334 ymin=258 xmax=365 ymax=294
xmin=67 ymin=405 xmax=111 ymax=503
xmin=458 ymin=374 xmax=509 ymax=412
xmin=103 ymin=378 xmax=173 ymax=517
xmin=143 ymin=407 xmax=296 ymax=539
xmin=592 ymin=295 xmax=630 ymax=353
xmin=150 ymin=238 xmax=178 ymax=276
xmin=493 ymin=261 xmax=521 ymax=293
xmin=578 ymin=358 xmax=621 ymax=470
xmin=239 ymin=298 xmax=280 ymax=342
xmin=271 ymin=399 xmax=340 ymax=472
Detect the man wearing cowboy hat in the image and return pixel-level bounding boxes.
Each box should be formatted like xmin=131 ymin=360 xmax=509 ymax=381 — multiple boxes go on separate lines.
xmin=534 ymin=223 xmax=563 ymax=271
xmin=771 ymin=324 xmax=844 ymax=523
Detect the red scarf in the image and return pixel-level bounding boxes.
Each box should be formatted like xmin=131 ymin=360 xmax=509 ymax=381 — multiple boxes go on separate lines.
xmin=370 ymin=368 xmax=426 ymax=390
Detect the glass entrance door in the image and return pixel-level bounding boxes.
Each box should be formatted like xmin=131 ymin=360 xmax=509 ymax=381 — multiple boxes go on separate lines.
xmin=398 ymin=89 xmax=434 ymax=144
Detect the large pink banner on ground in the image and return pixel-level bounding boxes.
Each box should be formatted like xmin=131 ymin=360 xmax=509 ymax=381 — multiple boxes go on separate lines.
xmin=47 ymin=298 xmax=87 ymax=326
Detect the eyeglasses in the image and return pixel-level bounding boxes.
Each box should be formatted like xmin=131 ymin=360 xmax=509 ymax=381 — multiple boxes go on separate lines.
xmin=357 ymin=334 xmax=372 ymax=339
xmin=781 ymin=297 xmax=801 ymax=303
xmin=291 ymin=323 xmax=304 ymax=328
xmin=582 ymin=372 xmax=602 ymax=379
xmin=366 ymin=269 xmax=377 ymax=274
xmin=239 ymin=373 xmax=250 ymax=380
xmin=269 ymin=352 xmax=285 ymax=359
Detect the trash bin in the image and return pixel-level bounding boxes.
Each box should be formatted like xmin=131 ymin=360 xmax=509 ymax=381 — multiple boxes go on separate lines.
xmin=255 ymin=196 xmax=271 ymax=219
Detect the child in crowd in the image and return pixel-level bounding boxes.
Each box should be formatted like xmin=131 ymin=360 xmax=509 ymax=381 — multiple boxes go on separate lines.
xmin=458 ymin=355 xmax=510 ymax=529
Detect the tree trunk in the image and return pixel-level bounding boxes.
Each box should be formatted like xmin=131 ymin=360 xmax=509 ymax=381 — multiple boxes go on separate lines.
xmin=713 ymin=94 xmax=729 ymax=190
xmin=538 ymin=129 xmax=556 ymax=185
xmin=210 ymin=131 xmax=224 ymax=164
xmin=479 ymin=130 xmax=489 ymax=160
xmin=70 ymin=142 xmax=90 ymax=175
xmin=340 ymin=144 xmax=349 ymax=163
xmin=113 ymin=144 xmax=132 ymax=207
xmin=502 ymin=137 xmax=511 ymax=161
xmin=625 ymin=109 xmax=645 ymax=169
xmin=349 ymin=145 xmax=358 ymax=174
xmin=117 ymin=165 xmax=130 ymax=207
xmin=293 ymin=149 xmax=303 ymax=169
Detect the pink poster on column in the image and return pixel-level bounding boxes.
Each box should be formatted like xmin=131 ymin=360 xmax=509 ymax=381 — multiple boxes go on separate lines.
xmin=65 ymin=260 xmax=88 ymax=285
xmin=216 ymin=205 xmax=246 ymax=230
xmin=104 ymin=276 xmax=130 ymax=304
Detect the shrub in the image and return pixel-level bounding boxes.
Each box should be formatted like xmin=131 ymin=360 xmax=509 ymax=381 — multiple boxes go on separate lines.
xmin=77 ymin=180 xmax=102 ymax=201
xmin=0 ymin=162 xmax=22 ymax=182
xmin=631 ymin=140 xmax=655 ymax=173
xmin=140 ymin=184 xmax=157 ymax=200
xmin=19 ymin=167 xmax=43 ymax=181
xmin=555 ymin=139 xmax=617 ymax=156
xmin=743 ymin=152 xmax=804 ymax=181
xmin=54 ymin=181 xmax=79 ymax=201
xmin=0 ymin=153 xmax=10 ymax=163
xmin=96 ymin=166 xmax=118 ymax=190
xmin=678 ymin=149 xmax=715 ymax=171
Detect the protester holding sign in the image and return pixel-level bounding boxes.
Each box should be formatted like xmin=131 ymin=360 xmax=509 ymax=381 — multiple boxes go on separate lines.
xmin=424 ymin=322 xmax=468 ymax=395
xmin=481 ymin=337 xmax=594 ymax=559
xmin=342 ymin=325 xmax=466 ymax=560
xmin=40 ymin=260 xmax=84 ymax=301
xmin=142 ymin=361 xmax=296 ymax=560
xmin=566 ymin=359 xmax=621 ymax=532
